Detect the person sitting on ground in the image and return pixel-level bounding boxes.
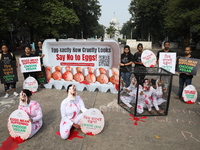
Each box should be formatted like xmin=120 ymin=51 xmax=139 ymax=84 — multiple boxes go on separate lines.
xmin=151 ymin=79 xmax=166 ymax=114
xmin=18 ymin=89 xmax=43 ymax=138
xmin=59 ymin=84 xmax=88 ymax=139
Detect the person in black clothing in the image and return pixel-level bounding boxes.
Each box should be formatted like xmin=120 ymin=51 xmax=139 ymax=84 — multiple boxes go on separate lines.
xmin=175 ymin=46 xmax=193 ymax=99
xmin=133 ymin=43 xmax=146 ymax=85
xmin=35 ymin=41 xmax=46 ymax=88
xmin=1 ymin=44 xmax=19 ymax=98
xmin=156 ymin=41 xmax=174 ymax=64
xmin=21 ymin=46 xmax=37 ymax=79
xmin=120 ymin=45 xmax=134 ymax=87
xmin=35 ymin=41 xmax=45 ymax=64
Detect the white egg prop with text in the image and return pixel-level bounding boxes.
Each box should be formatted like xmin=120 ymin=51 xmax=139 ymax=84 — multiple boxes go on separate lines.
xmin=182 ymin=85 xmax=197 ymax=104
xmin=80 ymin=108 xmax=104 ymax=135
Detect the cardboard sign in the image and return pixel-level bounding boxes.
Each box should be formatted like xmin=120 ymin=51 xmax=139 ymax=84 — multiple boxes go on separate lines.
xmin=35 ymin=66 xmax=48 ymax=84
xmin=0 ymin=61 xmax=18 ymax=84
xmin=141 ymin=50 xmax=156 ymax=67
xmin=159 ymin=52 xmax=176 ymax=74
xmin=80 ymin=108 xmax=104 ymax=135
xmin=182 ymin=85 xmax=197 ymax=104
xmin=176 ymin=57 xmax=200 ymax=75
xmin=7 ymin=109 xmax=32 ymax=140
xmin=19 ymin=57 xmax=41 ymax=73
xmin=23 ymin=76 xmax=38 ymax=93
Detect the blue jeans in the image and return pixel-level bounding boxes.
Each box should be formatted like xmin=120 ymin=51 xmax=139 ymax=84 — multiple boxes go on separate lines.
xmin=121 ymin=72 xmax=131 ymax=87
xmin=178 ymin=77 xmax=192 ymax=97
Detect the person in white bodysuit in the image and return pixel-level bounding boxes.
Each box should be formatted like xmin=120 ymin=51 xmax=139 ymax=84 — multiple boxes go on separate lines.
xmin=18 ymin=89 xmax=43 ymax=138
xmin=136 ymin=79 xmax=153 ymax=114
xmin=60 ymin=84 xmax=87 ymax=139
xmin=120 ymin=77 xmax=138 ymax=109
xmin=151 ymin=79 xmax=166 ymax=114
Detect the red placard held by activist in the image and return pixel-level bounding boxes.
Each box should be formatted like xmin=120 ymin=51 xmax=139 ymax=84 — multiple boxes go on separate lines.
xmin=182 ymin=85 xmax=197 ymax=104
xmin=80 ymin=108 xmax=104 ymax=135
xmin=8 ymin=109 xmax=32 ymax=140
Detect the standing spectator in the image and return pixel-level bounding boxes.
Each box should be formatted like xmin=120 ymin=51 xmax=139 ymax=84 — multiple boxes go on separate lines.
xmin=0 ymin=44 xmax=18 ymax=98
xmin=175 ymin=46 xmax=193 ymax=99
xmin=156 ymin=41 xmax=174 ymax=64
xmin=133 ymin=43 xmax=146 ymax=85
xmin=35 ymin=41 xmax=45 ymax=87
xmin=120 ymin=45 xmax=134 ymax=87
xmin=21 ymin=46 xmax=37 ymax=79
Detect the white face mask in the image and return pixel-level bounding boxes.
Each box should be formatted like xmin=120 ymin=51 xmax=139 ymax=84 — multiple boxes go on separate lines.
xmin=19 ymin=91 xmax=28 ymax=106
xmin=67 ymin=85 xmax=76 ymax=101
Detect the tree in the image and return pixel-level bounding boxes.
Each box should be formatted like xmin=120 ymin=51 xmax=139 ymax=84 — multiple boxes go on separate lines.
xmin=129 ymin=0 xmax=166 ymax=41
xmin=164 ymin=0 xmax=200 ymax=45
xmin=92 ymin=24 xmax=105 ymax=39
xmin=106 ymin=26 xmax=116 ymax=38
xmin=120 ymin=21 xmax=136 ymax=39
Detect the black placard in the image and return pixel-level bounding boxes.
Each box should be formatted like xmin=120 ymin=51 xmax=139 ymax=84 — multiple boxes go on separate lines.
xmin=35 ymin=66 xmax=48 ymax=84
xmin=0 ymin=62 xmax=18 ymax=84
xmin=176 ymin=57 xmax=200 ymax=75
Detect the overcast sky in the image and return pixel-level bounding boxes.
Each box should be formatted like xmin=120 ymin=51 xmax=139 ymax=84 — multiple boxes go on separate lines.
xmin=98 ymin=0 xmax=132 ymax=27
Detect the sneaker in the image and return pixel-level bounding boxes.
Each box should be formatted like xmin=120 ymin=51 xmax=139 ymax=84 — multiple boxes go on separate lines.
xmin=13 ymin=92 xmax=19 ymax=96
xmin=4 ymin=93 xmax=9 ymax=98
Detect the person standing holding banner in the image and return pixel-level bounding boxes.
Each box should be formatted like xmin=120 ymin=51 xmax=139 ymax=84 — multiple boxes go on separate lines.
xmin=156 ymin=41 xmax=174 ymax=64
xmin=175 ymin=46 xmax=193 ymax=99
xmin=18 ymin=89 xmax=43 ymax=138
xmin=21 ymin=46 xmax=37 ymax=80
xmin=0 ymin=44 xmax=19 ymax=98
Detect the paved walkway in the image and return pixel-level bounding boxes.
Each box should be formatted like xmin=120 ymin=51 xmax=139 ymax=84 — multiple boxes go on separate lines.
xmin=0 ymin=48 xmax=200 ymax=150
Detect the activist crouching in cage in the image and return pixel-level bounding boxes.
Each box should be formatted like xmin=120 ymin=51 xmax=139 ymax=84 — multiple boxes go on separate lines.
xmin=0 ymin=44 xmax=19 ymax=98
xmin=120 ymin=45 xmax=134 ymax=87
xmin=21 ymin=46 xmax=37 ymax=80
xmin=60 ymin=84 xmax=88 ymax=139
xmin=175 ymin=46 xmax=193 ymax=99
xmin=18 ymin=89 xmax=43 ymax=138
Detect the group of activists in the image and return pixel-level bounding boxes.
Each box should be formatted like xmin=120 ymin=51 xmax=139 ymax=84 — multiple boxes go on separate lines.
xmin=0 ymin=41 xmax=44 ymax=99
xmin=120 ymin=41 xmax=197 ymax=113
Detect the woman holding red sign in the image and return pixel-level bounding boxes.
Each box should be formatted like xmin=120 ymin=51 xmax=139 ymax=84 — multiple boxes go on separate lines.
xmin=18 ymin=89 xmax=43 ymax=138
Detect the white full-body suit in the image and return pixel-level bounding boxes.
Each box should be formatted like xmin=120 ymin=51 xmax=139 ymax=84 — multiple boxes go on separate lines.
xmin=18 ymin=100 xmax=43 ymax=138
xmin=60 ymin=96 xmax=87 ymax=139
xmin=136 ymin=86 xmax=153 ymax=114
xmin=151 ymin=83 xmax=166 ymax=111
xmin=120 ymin=78 xmax=137 ymax=108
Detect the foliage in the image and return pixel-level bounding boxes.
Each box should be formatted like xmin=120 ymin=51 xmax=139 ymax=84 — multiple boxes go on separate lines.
xmin=129 ymin=0 xmax=166 ymax=41
xmin=0 ymin=0 xmax=102 ymax=41
xmin=106 ymin=26 xmax=116 ymax=38
xmin=129 ymin=0 xmax=200 ymax=44
xmin=120 ymin=21 xmax=136 ymax=39
xmin=164 ymin=0 xmax=200 ymax=44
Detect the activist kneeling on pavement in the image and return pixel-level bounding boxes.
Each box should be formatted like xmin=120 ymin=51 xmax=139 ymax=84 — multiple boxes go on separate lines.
xmin=18 ymin=89 xmax=43 ymax=138
xmin=60 ymin=84 xmax=88 ymax=139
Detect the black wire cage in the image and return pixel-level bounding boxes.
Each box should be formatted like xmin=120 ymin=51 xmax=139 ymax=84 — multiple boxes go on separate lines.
xmin=118 ymin=67 xmax=174 ymax=116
